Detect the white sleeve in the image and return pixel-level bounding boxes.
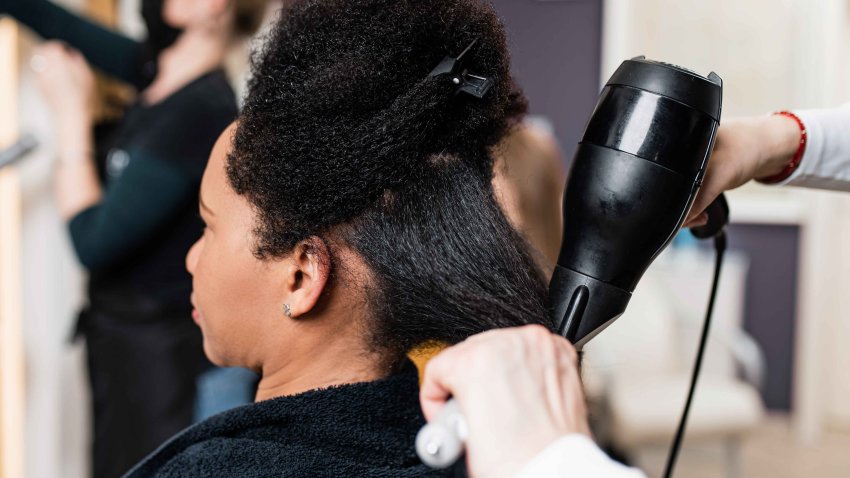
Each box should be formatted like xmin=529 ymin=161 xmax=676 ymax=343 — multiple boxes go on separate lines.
xmin=780 ymin=103 xmax=850 ymax=192
xmin=515 ymin=434 xmax=647 ymax=478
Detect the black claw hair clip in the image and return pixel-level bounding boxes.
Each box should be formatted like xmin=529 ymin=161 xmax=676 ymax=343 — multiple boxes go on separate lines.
xmin=428 ymin=39 xmax=494 ymax=99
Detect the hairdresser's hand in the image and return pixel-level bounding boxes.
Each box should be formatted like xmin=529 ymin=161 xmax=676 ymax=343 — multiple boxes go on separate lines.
xmin=33 ymin=42 xmax=96 ymax=163
xmin=33 ymin=42 xmax=95 ymax=127
xmin=685 ymin=115 xmax=802 ymax=227
xmin=420 ymin=325 xmax=590 ymax=478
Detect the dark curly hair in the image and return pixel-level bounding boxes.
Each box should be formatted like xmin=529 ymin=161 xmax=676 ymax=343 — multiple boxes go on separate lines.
xmin=228 ymin=0 xmax=552 ymax=357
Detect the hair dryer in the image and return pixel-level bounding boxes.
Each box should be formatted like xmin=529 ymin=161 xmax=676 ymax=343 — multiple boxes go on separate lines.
xmin=551 ymin=57 xmax=724 ymax=347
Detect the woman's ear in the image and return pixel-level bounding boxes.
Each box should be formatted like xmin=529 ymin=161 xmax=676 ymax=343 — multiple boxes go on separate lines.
xmin=284 ymin=237 xmax=331 ymax=319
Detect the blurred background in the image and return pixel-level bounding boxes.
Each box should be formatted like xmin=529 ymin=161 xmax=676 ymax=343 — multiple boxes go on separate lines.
xmin=2 ymin=0 xmax=850 ymax=477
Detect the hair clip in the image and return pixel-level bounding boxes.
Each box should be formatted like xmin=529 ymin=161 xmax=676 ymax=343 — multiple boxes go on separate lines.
xmin=428 ymin=39 xmax=494 ymax=99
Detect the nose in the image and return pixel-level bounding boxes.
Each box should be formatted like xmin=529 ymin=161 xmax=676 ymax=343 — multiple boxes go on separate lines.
xmin=186 ymin=236 xmax=202 ymax=275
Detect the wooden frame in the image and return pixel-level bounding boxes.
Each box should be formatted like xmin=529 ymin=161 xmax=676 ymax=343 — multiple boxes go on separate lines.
xmin=0 ymin=18 xmax=24 ymax=478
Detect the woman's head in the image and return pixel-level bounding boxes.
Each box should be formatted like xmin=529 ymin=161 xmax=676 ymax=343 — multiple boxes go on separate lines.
xmin=187 ymin=124 xmax=348 ymax=369
xmin=188 ymin=0 xmax=553 ymax=374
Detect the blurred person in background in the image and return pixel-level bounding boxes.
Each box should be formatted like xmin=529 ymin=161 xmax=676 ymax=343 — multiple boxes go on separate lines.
xmin=493 ymin=120 xmax=566 ymax=277
xmin=0 ymin=0 xmax=268 ymax=476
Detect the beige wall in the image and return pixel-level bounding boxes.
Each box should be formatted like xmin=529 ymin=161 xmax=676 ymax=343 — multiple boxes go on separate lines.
xmin=603 ymin=0 xmax=850 ymax=443
xmin=602 ymin=0 xmax=798 ymax=115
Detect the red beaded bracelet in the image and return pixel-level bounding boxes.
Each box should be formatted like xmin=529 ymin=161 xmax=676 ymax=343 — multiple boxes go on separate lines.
xmin=756 ymin=110 xmax=807 ymax=184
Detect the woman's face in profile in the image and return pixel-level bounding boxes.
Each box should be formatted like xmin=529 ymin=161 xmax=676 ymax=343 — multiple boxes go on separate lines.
xmin=185 ymin=124 xmax=292 ymax=368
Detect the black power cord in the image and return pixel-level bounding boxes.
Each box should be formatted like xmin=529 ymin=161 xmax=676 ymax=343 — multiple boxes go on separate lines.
xmin=662 ymin=231 xmax=727 ymax=478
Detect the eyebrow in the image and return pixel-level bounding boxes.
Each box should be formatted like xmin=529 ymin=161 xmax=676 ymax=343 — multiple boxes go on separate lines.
xmin=199 ymin=192 xmax=215 ymax=217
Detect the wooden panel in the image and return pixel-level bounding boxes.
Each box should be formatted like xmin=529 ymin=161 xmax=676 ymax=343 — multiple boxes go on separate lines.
xmin=0 ymin=18 xmax=24 ymax=478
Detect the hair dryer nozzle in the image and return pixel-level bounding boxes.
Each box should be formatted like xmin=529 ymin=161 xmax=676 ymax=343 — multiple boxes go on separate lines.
xmin=550 ymin=266 xmax=631 ymax=348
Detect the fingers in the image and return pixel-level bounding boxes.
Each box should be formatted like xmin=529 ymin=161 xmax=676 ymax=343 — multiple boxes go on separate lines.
xmin=419 ymin=346 xmax=460 ymax=422
xmin=419 ymin=325 xmax=545 ymax=422
xmin=541 ymin=330 xmax=569 ymax=430
xmin=683 ymin=211 xmax=709 ymax=228
xmin=685 ymin=176 xmax=721 ymax=224
xmin=420 ymin=326 xmax=591 ymax=478
xmin=554 ymin=337 xmax=590 ymax=436
xmin=552 ymin=332 xmax=579 ymax=363
xmin=64 ymin=46 xmax=90 ymax=71
xmin=515 ymin=328 xmax=586 ymax=437
xmin=420 ymin=325 xmax=583 ymax=425
xmin=34 ymin=41 xmax=69 ymax=60
xmin=32 ymin=45 xmax=63 ymax=78
xmin=32 ymin=42 xmax=84 ymax=72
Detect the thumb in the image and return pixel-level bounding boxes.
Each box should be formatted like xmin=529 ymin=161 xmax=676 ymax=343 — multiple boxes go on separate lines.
xmin=684 ymin=211 xmax=709 ymax=228
xmin=419 ymin=354 xmax=456 ymax=422
xmin=685 ymin=185 xmax=720 ymax=226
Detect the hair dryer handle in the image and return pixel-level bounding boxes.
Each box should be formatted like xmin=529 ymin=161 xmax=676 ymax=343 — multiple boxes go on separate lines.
xmin=690 ymin=193 xmax=729 ymax=239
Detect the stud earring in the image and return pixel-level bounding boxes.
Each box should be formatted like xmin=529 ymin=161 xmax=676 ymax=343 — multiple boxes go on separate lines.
xmin=283 ymin=303 xmax=292 ymax=318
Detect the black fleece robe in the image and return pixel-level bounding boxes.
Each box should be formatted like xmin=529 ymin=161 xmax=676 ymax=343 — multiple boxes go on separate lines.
xmin=123 ymin=360 xmax=457 ymax=477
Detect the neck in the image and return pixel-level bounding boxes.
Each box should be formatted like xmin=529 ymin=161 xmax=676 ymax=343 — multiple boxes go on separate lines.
xmin=254 ymin=326 xmax=390 ymax=402
xmin=143 ymin=27 xmax=229 ymax=104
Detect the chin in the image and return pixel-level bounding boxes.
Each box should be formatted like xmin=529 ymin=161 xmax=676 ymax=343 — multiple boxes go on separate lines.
xmin=161 ymin=6 xmax=187 ymax=29
xmin=163 ymin=15 xmax=187 ymax=29
xmin=201 ymin=339 xmax=230 ymax=368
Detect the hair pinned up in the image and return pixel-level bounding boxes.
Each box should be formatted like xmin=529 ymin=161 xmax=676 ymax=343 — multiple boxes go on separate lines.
xmin=428 ymin=38 xmax=495 ymax=99
xmin=229 ymin=0 xmax=550 ymax=357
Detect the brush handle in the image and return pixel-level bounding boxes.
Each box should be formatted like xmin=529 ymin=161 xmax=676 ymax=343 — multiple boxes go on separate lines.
xmin=415 ymin=398 xmax=467 ymax=468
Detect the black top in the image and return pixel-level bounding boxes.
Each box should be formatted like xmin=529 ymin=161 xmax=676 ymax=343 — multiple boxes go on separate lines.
xmin=124 ymin=360 xmax=454 ymax=478
xmin=73 ymin=70 xmax=237 ymax=309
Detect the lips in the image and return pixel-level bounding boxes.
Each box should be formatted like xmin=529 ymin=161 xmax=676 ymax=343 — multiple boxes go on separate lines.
xmin=190 ymin=294 xmax=202 ymax=325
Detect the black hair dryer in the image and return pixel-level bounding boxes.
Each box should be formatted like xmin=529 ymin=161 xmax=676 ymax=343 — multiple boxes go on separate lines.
xmin=415 ymin=57 xmax=728 ymax=471
xmin=551 ymin=57 xmax=725 ymax=347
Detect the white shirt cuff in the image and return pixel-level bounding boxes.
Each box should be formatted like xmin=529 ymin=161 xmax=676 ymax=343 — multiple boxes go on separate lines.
xmin=782 ymin=104 xmax=850 ymax=192
xmin=515 ymin=434 xmax=647 ymax=478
